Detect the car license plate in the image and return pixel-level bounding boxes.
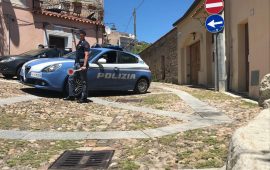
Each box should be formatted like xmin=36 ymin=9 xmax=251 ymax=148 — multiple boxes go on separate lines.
xmin=31 ymin=72 xmax=42 ymax=78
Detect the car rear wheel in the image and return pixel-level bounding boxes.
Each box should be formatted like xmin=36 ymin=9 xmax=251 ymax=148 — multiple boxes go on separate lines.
xmin=134 ymin=78 xmax=149 ymax=94
xmin=2 ymin=74 xmax=14 ymax=79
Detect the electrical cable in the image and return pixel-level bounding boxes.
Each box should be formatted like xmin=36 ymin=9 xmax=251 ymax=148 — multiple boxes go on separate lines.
xmin=123 ymin=0 xmax=145 ymax=33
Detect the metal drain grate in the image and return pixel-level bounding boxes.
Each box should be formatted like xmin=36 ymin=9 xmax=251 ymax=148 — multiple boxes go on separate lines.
xmin=48 ymin=150 xmax=115 ymax=170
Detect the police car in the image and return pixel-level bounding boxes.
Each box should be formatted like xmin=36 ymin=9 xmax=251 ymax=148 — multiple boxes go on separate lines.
xmin=20 ymin=47 xmax=152 ymax=94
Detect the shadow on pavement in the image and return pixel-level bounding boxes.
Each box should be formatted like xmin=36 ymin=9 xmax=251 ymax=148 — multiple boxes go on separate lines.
xmin=21 ymin=88 xmax=142 ymax=99
xmin=0 ymin=74 xmax=17 ymax=80
xmin=21 ymin=88 xmax=63 ymax=98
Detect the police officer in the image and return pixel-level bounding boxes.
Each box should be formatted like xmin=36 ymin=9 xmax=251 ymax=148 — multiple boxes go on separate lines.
xmin=64 ymin=30 xmax=90 ymax=103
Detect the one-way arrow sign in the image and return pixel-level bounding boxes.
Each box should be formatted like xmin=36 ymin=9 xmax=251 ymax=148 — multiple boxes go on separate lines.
xmin=207 ymin=20 xmax=223 ymax=28
xmin=205 ymin=15 xmax=225 ymax=33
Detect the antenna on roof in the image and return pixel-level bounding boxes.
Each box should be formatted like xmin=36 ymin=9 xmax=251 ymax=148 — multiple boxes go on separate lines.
xmin=105 ymin=26 xmax=112 ymax=35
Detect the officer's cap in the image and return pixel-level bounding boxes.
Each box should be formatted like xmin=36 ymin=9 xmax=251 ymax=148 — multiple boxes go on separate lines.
xmin=79 ymin=30 xmax=86 ymax=36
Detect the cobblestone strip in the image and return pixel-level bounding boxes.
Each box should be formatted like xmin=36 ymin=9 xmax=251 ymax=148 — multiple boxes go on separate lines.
xmin=0 ymin=95 xmax=40 ymax=106
xmin=156 ymin=86 xmax=220 ymax=113
xmin=153 ymin=85 xmax=232 ymax=121
xmin=0 ymin=119 xmax=227 ymax=140
xmin=91 ymin=97 xmax=200 ymax=121
xmin=0 ymin=84 xmax=231 ymax=140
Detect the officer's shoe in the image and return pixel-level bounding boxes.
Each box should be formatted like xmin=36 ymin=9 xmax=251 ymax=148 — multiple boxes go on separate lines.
xmin=63 ymin=96 xmax=75 ymax=101
xmin=77 ymin=98 xmax=88 ymax=103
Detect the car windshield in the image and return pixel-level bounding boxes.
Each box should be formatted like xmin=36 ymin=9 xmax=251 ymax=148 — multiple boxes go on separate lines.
xmin=62 ymin=49 xmax=101 ymax=60
xmin=21 ymin=49 xmax=47 ymax=56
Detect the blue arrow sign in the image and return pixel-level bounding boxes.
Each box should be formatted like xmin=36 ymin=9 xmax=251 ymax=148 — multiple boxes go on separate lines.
xmin=205 ymin=15 xmax=225 ymax=33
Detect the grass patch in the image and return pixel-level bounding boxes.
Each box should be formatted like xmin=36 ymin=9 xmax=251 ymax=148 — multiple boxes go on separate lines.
xmin=195 ymin=159 xmax=223 ymax=168
xmin=128 ymin=121 xmax=159 ymax=130
xmin=177 ymin=129 xmax=229 ymax=168
xmin=189 ymin=91 xmax=232 ymax=101
xmin=240 ymin=101 xmax=258 ymax=108
xmin=183 ymin=129 xmax=203 ymax=140
xmin=177 ymin=150 xmax=193 ymax=160
xmin=119 ymin=160 xmax=140 ymax=170
xmin=158 ymin=135 xmax=178 ymax=146
xmin=6 ymin=140 xmax=80 ymax=168
xmin=140 ymin=94 xmax=180 ymax=108
xmin=130 ymin=147 xmax=148 ymax=158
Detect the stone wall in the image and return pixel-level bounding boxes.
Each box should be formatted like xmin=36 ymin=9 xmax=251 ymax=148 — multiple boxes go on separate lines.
xmin=140 ymin=28 xmax=178 ymax=84
xmin=226 ymin=109 xmax=270 ymax=170
xmin=259 ymin=74 xmax=270 ymax=108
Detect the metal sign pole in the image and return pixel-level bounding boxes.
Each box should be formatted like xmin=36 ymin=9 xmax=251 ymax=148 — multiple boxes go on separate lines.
xmin=215 ymin=32 xmax=219 ymax=91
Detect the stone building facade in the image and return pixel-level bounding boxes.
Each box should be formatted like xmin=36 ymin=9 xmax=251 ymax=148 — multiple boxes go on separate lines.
xmin=0 ymin=0 xmax=104 ymax=55
xmin=140 ymin=28 xmax=178 ymax=83
xmin=225 ymin=0 xmax=270 ymax=98
xmin=107 ymin=31 xmax=135 ymax=52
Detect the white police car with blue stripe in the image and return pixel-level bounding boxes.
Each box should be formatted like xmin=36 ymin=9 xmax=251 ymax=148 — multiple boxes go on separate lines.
xmin=20 ymin=48 xmax=152 ymax=94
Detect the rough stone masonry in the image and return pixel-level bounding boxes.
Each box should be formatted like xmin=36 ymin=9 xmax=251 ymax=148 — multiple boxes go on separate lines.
xmin=140 ymin=28 xmax=178 ymax=84
xmin=259 ymin=74 xmax=270 ymax=108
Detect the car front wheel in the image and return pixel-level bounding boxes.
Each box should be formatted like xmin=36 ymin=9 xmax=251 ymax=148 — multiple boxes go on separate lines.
xmin=134 ymin=78 xmax=149 ymax=94
xmin=63 ymin=76 xmax=83 ymax=97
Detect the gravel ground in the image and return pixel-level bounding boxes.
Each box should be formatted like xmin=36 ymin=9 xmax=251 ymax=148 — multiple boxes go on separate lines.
xmin=0 ymin=126 xmax=230 ymax=170
xmin=0 ymin=81 xmax=263 ymax=169
xmin=0 ymin=81 xmax=29 ymax=98
xmin=0 ymin=97 xmax=182 ymax=132
xmin=154 ymin=82 xmax=262 ymax=127
xmin=101 ymin=85 xmax=194 ymax=114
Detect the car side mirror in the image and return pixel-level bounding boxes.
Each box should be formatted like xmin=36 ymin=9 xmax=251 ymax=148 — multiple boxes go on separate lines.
xmin=97 ymin=58 xmax=107 ymax=64
xmin=39 ymin=53 xmax=47 ymax=58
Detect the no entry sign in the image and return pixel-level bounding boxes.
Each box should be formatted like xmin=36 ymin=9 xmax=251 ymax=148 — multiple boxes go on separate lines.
xmin=205 ymin=0 xmax=224 ymax=14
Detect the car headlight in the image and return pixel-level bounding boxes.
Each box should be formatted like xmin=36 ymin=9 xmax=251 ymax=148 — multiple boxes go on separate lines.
xmin=0 ymin=57 xmax=15 ymax=63
xmin=42 ymin=64 xmax=62 ymax=72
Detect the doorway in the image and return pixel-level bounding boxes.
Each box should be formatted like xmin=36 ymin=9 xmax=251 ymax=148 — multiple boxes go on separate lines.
xmin=49 ymin=35 xmax=65 ymax=49
xmin=244 ymin=24 xmax=250 ymax=92
xmin=190 ymin=41 xmax=200 ymax=85
xmin=161 ymin=56 xmax=166 ymax=80
xmin=238 ymin=23 xmax=249 ymax=92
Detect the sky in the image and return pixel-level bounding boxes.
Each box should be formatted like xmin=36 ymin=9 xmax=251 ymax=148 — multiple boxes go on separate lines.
xmin=104 ymin=0 xmax=195 ymax=43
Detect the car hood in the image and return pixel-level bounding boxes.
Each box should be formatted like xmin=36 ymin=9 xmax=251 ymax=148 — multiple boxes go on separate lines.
xmin=0 ymin=55 xmax=21 ymax=61
xmin=24 ymin=58 xmax=74 ymax=72
xmin=1 ymin=55 xmax=33 ymax=59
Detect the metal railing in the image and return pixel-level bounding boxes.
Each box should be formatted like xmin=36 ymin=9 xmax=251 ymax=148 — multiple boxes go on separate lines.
xmin=33 ymin=0 xmax=104 ymax=21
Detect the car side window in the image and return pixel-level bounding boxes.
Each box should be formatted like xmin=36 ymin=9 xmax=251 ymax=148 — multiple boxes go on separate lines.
xmin=46 ymin=49 xmax=60 ymax=58
xmin=99 ymin=51 xmax=117 ymax=64
xmin=118 ymin=52 xmax=138 ymax=64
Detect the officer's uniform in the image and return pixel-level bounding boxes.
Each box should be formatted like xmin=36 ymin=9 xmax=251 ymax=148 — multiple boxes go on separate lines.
xmin=68 ymin=39 xmax=90 ymax=100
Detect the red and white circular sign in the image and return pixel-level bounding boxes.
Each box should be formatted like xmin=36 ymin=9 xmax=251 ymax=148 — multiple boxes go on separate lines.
xmin=205 ymin=0 xmax=224 ymax=14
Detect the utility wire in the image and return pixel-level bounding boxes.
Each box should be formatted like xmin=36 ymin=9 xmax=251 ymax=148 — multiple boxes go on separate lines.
xmin=123 ymin=0 xmax=145 ymax=32
xmin=136 ymin=0 xmax=145 ymax=11
xmin=124 ymin=15 xmax=133 ymax=32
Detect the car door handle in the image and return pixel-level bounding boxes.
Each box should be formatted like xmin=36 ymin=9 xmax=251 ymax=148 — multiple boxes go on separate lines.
xmin=114 ymin=67 xmax=119 ymax=71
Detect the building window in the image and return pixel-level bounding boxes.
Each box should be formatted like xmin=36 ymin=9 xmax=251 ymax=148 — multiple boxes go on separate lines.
xmin=49 ymin=35 xmax=66 ymax=49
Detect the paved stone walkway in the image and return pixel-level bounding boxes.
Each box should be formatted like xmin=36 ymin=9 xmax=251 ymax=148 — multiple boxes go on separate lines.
xmin=0 ymin=95 xmax=40 ymax=106
xmin=0 ymin=82 xmax=232 ymax=140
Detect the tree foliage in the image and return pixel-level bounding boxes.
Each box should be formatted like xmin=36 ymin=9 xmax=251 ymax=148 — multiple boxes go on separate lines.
xmin=132 ymin=42 xmax=151 ymax=54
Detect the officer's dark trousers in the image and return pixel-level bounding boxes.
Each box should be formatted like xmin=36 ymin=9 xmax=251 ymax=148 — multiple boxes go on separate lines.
xmin=68 ymin=63 xmax=88 ymax=99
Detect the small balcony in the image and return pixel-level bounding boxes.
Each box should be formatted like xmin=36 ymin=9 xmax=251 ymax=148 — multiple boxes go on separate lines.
xmin=33 ymin=0 xmax=104 ymax=21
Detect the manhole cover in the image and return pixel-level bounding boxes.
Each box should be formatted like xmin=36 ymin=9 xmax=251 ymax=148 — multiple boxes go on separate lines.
xmin=48 ymin=150 xmax=115 ymax=170
xmin=116 ymin=98 xmax=142 ymax=103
